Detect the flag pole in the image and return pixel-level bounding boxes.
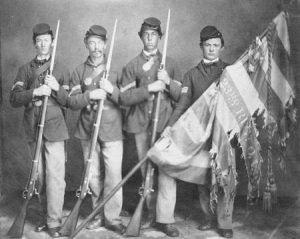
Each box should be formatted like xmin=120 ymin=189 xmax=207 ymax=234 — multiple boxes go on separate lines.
xmin=235 ymin=28 xmax=268 ymax=64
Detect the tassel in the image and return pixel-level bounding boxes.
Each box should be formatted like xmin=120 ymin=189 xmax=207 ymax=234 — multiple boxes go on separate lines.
xmin=268 ymin=173 xmax=277 ymax=205
xmin=263 ymin=182 xmax=272 ymax=213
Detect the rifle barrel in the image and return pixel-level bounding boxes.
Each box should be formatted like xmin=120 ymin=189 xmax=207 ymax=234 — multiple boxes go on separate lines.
xmin=106 ymin=19 xmax=118 ymax=74
xmin=50 ymin=20 xmax=60 ymax=74
xmin=161 ymin=9 xmax=170 ymax=68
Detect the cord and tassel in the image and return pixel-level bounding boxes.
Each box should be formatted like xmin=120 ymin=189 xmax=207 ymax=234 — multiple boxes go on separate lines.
xmin=263 ymin=22 xmax=278 ymax=213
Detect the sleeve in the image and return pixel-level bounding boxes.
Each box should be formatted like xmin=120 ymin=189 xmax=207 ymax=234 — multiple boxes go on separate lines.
xmin=167 ymin=72 xmax=193 ymax=127
xmin=51 ymin=65 xmax=71 ymax=106
xmin=107 ymin=72 xmax=120 ymax=104
xmin=9 ymin=65 xmax=35 ymax=108
xmin=67 ymin=69 xmax=90 ymax=110
xmin=166 ymin=60 xmax=182 ymax=102
xmin=119 ymin=62 xmax=151 ymax=106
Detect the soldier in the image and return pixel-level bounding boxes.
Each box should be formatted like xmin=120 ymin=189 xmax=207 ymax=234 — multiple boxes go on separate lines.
xmin=67 ymin=25 xmax=125 ymax=234
xmin=10 ymin=23 xmax=70 ymax=238
xmin=119 ymin=17 xmax=182 ymax=237
xmin=166 ymin=26 xmax=233 ymax=238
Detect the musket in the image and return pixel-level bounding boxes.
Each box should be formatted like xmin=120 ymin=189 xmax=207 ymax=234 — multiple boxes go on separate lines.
xmin=7 ymin=20 xmax=60 ymax=238
xmin=69 ymin=155 xmax=148 ymax=239
xmin=59 ymin=19 xmax=118 ymax=237
xmin=69 ymin=9 xmax=172 ymax=238
xmin=125 ymin=8 xmax=171 ymax=237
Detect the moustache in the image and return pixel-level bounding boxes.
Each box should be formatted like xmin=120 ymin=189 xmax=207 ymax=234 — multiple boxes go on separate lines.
xmin=92 ymin=50 xmax=103 ymax=54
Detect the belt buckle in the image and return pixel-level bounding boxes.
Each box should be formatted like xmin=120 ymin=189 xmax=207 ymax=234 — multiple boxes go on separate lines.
xmin=33 ymin=100 xmax=42 ymax=107
xmin=149 ymin=94 xmax=155 ymax=101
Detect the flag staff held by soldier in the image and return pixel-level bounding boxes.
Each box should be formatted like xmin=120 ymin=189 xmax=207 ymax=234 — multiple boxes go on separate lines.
xmin=164 ymin=26 xmax=234 ymax=238
xmin=119 ymin=9 xmax=182 ymax=237
xmin=66 ymin=21 xmax=125 ymax=235
xmin=9 ymin=21 xmax=70 ymax=238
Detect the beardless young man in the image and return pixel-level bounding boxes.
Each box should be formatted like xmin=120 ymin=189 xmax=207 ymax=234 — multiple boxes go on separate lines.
xmin=166 ymin=26 xmax=234 ymax=238
xmin=67 ymin=25 xmax=125 ymax=235
xmin=119 ymin=17 xmax=182 ymax=237
xmin=10 ymin=23 xmax=70 ymax=238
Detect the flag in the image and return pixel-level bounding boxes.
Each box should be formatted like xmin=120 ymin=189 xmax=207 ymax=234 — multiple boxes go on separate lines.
xmin=239 ymin=11 xmax=295 ymax=169
xmin=148 ymin=84 xmax=218 ymax=185
xmin=147 ymin=11 xmax=294 ymax=204
xmin=148 ymin=63 xmax=263 ymax=201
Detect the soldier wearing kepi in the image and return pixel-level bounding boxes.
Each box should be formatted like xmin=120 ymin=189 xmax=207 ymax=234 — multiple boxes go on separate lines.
xmin=166 ymin=26 xmax=233 ymax=238
xmin=9 ymin=23 xmax=70 ymax=238
xmin=120 ymin=17 xmax=182 ymax=237
xmin=67 ymin=25 xmax=125 ymax=234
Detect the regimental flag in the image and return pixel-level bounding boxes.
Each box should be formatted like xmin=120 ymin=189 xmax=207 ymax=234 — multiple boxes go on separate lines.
xmin=148 ymin=63 xmax=264 ymax=201
xmin=147 ymin=11 xmax=295 ymax=204
xmin=148 ymin=83 xmax=218 ymax=185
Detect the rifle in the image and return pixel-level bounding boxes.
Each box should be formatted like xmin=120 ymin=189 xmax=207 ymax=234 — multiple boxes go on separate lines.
xmin=59 ymin=19 xmax=118 ymax=237
xmin=69 ymin=155 xmax=148 ymax=239
xmin=69 ymin=9 xmax=172 ymax=239
xmin=125 ymin=8 xmax=171 ymax=237
xmin=7 ymin=20 xmax=60 ymax=238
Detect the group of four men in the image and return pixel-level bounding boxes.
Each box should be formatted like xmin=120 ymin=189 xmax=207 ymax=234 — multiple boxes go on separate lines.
xmin=10 ymin=16 xmax=233 ymax=238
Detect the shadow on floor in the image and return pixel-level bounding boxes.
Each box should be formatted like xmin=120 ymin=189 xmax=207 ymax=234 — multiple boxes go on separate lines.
xmin=1 ymin=181 xmax=300 ymax=239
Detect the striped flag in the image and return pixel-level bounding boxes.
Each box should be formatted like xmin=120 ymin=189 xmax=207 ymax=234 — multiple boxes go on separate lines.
xmin=148 ymin=83 xmax=218 ymax=185
xmin=147 ymin=11 xmax=294 ymax=202
xmin=238 ymin=11 xmax=295 ymax=168
xmin=148 ymin=63 xmax=263 ymax=201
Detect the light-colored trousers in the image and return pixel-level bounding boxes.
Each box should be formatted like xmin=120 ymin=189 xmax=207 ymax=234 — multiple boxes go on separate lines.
xmin=81 ymin=139 xmax=123 ymax=226
xmin=135 ymin=131 xmax=177 ymax=223
xmin=29 ymin=140 xmax=66 ymax=229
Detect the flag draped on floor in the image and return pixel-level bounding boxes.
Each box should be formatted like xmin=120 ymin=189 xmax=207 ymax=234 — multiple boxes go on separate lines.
xmin=147 ymin=11 xmax=295 ymax=209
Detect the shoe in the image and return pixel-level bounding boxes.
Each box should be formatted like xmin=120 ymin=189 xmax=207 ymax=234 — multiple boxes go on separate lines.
xmin=155 ymin=223 xmax=179 ymax=237
xmin=35 ymin=223 xmax=47 ymax=232
xmin=219 ymin=229 xmax=233 ymax=238
xmin=197 ymin=220 xmax=215 ymax=231
xmin=47 ymin=227 xmax=62 ymax=238
xmin=106 ymin=224 xmax=126 ymax=234
xmin=86 ymin=218 xmax=104 ymax=230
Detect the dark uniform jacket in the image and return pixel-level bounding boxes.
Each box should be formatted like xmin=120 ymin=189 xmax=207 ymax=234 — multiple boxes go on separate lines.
xmin=168 ymin=59 xmax=229 ymax=126
xmin=68 ymin=57 xmax=123 ymax=142
xmin=10 ymin=58 xmax=70 ymax=142
xmin=120 ymin=51 xmax=182 ymax=134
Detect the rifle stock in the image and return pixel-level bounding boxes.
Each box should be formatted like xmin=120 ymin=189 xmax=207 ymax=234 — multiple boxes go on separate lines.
xmin=124 ymin=196 xmax=145 ymax=236
xmin=7 ymin=20 xmax=60 ymax=238
xmin=7 ymin=200 xmax=29 ymax=238
xmin=125 ymin=162 xmax=155 ymax=236
xmin=59 ymin=199 xmax=81 ymax=236
xmin=125 ymin=9 xmax=170 ymax=237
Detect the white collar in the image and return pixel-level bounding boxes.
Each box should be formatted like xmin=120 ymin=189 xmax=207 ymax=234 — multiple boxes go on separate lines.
xmin=143 ymin=49 xmax=158 ymax=57
xmin=37 ymin=54 xmax=50 ymax=61
xmin=203 ymin=58 xmax=219 ymax=64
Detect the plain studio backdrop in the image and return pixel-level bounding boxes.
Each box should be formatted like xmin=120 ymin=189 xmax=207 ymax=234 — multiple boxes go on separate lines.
xmin=0 ymin=0 xmax=299 ymax=198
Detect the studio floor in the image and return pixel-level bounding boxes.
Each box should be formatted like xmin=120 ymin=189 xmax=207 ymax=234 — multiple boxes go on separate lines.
xmin=1 ymin=181 xmax=300 ymax=239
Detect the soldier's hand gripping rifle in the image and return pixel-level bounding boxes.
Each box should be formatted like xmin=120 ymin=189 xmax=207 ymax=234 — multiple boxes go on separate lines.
xmin=7 ymin=20 xmax=60 ymax=238
xmin=59 ymin=19 xmax=118 ymax=237
xmin=125 ymin=9 xmax=171 ymax=237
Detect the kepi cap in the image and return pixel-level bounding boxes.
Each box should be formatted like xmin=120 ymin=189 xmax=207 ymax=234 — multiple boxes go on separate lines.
xmin=138 ymin=17 xmax=162 ymax=37
xmin=200 ymin=25 xmax=224 ymax=46
xmin=85 ymin=25 xmax=107 ymax=41
xmin=32 ymin=23 xmax=53 ymax=40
